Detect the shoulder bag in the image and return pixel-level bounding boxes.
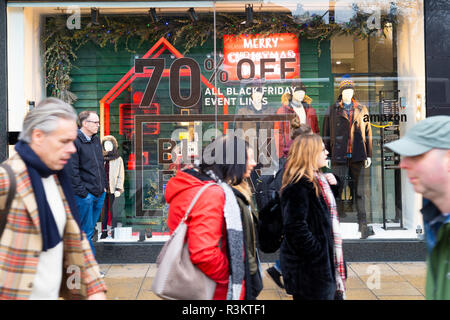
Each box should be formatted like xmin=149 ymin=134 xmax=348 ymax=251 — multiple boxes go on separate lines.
xmin=152 ymin=183 xmax=218 ymax=300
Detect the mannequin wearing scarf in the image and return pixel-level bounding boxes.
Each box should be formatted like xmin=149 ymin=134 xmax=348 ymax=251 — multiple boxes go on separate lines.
xmin=100 ymin=136 xmax=124 ymax=239
xmin=274 ymin=86 xmax=319 ymax=158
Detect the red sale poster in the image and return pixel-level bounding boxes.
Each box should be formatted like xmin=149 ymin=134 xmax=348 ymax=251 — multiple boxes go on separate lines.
xmin=223 ymin=33 xmax=300 ymax=81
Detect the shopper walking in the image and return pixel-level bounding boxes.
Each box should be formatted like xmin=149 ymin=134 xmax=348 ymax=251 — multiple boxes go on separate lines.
xmin=0 ymin=98 xmax=106 ymax=300
xmin=385 ymin=115 xmax=450 ymax=300
xmin=70 ymin=111 xmax=107 ymax=256
xmin=266 ymin=121 xmax=313 ymax=289
xmin=231 ymin=146 xmax=263 ymax=299
xmin=279 ymin=133 xmax=346 ymax=300
xmin=165 ymin=135 xmax=250 ymax=300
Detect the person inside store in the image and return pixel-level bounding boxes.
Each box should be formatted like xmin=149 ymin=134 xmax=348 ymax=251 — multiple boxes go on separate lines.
xmin=164 ymin=134 xmax=257 ymax=300
xmin=385 ymin=115 xmax=450 ymax=300
xmin=265 ymin=119 xmax=314 ymax=289
xmin=70 ymin=110 xmax=107 ymax=256
xmin=322 ymin=78 xmax=374 ymax=239
xmin=279 ymin=133 xmax=346 ymax=300
xmin=274 ymin=82 xmax=319 ymax=158
xmin=0 ymin=97 xmax=107 ymax=300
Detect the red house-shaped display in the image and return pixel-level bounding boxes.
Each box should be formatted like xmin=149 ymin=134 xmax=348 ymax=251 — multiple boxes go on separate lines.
xmin=99 ymin=37 xmax=229 ymax=137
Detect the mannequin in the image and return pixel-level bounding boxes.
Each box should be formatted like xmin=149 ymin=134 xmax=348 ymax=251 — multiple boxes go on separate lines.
xmin=291 ymin=89 xmax=307 ymax=124
xmin=274 ymin=83 xmax=319 ymax=158
xmin=235 ymin=82 xmax=276 ymax=187
xmin=322 ymin=79 xmax=374 ymax=239
xmin=235 ymin=82 xmax=274 ymax=150
xmin=338 ymin=88 xmax=371 ymax=167
xmin=100 ymin=135 xmax=125 ymax=239
xmin=251 ymin=89 xmax=264 ymax=111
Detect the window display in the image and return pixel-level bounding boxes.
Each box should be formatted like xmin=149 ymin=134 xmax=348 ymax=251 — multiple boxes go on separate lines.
xmin=323 ymin=79 xmax=374 ymax=239
xmin=6 ymin=0 xmax=428 ymax=243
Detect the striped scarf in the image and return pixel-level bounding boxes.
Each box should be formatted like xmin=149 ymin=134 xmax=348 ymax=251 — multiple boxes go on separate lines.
xmin=340 ymin=100 xmax=355 ymax=156
xmin=206 ymin=170 xmax=245 ymax=300
xmin=316 ymin=172 xmax=346 ymax=297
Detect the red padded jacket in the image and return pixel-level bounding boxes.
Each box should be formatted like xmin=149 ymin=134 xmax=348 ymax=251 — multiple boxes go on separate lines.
xmin=274 ymin=103 xmax=320 ymax=158
xmin=165 ymin=170 xmax=245 ymax=300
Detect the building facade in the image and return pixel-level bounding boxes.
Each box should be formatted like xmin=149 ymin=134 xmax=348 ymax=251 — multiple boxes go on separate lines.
xmin=1 ymin=0 xmax=449 ymax=262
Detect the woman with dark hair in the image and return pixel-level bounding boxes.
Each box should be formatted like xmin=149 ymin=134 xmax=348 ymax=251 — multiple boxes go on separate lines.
xmin=164 ymin=134 xmax=253 ymax=300
xmin=230 ymin=146 xmax=262 ymax=300
xmin=280 ymin=134 xmax=346 ymax=300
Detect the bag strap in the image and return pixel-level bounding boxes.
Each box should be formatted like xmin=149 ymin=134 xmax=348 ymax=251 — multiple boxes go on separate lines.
xmin=0 ymin=163 xmax=17 ymax=239
xmin=180 ymin=182 xmax=218 ymax=224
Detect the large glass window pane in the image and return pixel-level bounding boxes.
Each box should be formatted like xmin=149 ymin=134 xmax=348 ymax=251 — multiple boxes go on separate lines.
xmin=13 ymin=0 xmax=424 ymax=242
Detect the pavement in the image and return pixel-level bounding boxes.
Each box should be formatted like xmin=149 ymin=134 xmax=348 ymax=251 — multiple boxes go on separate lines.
xmin=99 ymin=261 xmax=427 ymax=300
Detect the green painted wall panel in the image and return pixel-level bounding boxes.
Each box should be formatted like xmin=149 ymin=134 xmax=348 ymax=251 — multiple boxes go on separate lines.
xmin=71 ymin=66 xmax=130 ymax=75
xmin=300 ymin=39 xmax=333 ymax=133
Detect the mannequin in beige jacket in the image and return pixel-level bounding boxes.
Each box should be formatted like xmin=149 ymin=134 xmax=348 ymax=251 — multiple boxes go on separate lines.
xmin=100 ymin=135 xmax=124 ymax=239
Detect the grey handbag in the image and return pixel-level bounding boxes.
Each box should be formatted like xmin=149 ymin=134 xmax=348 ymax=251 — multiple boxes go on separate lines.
xmin=152 ymin=183 xmax=218 ymax=300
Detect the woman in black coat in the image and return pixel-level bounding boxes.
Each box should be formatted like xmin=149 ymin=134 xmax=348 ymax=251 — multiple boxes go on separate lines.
xmin=279 ymin=133 xmax=345 ymax=300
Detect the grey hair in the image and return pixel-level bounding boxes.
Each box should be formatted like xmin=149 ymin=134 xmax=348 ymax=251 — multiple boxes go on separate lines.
xmin=18 ymin=97 xmax=77 ymax=143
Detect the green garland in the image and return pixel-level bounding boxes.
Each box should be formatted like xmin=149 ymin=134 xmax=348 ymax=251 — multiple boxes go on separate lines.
xmin=43 ymin=7 xmax=398 ymax=104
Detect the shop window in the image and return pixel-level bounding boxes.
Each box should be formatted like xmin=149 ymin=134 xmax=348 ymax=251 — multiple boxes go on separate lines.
xmin=7 ymin=0 xmax=425 ymax=243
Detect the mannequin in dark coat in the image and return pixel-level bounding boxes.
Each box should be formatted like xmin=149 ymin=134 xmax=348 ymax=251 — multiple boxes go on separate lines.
xmin=322 ymin=79 xmax=374 ymax=239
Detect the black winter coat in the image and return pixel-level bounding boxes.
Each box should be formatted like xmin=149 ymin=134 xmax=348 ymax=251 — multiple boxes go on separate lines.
xmin=232 ymin=188 xmax=263 ymax=300
xmin=279 ymin=177 xmax=338 ymax=300
xmin=70 ymin=130 xmax=107 ymax=198
xmin=322 ymin=100 xmax=372 ymax=163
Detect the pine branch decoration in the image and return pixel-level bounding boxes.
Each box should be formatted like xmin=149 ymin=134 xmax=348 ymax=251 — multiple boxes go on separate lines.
xmin=43 ymin=7 xmax=398 ymax=104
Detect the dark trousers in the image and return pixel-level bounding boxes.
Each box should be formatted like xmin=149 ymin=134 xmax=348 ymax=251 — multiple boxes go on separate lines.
xmin=101 ymin=192 xmax=116 ymax=232
xmin=331 ymin=160 xmax=367 ymax=225
xmin=75 ymin=192 xmax=106 ymax=256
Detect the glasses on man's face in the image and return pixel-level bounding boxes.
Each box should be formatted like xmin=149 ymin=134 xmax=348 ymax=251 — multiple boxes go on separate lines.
xmin=86 ymin=120 xmax=100 ymax=125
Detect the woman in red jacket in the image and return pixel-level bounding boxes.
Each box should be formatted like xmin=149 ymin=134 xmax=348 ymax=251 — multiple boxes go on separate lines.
xmin=165 ymin=135 xmax=253 ymax=300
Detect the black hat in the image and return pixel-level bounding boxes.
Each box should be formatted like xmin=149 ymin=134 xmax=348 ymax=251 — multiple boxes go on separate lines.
xmin=292 ymin=82 xmax=306 ymax=93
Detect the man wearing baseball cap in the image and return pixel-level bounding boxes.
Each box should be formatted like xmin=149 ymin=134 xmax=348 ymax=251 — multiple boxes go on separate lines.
xmin=385 ymin=115 xmax=450 ymax=300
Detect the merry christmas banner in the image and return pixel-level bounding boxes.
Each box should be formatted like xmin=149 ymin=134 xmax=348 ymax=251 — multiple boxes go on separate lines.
xmin=223 ymin=33 xmax=300 ymax=81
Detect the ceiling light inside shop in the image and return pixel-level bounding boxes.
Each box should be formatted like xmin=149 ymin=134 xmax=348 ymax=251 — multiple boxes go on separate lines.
xmin=91 ymin=8 xmax=99 ymax=25
xmin=149 ymin=8 xmax=159 ymax=23
xmin=245 ymin=4 xmax=253 ymax=26
xmin=336 ymin=61 xmax=341 ymax=65
xmin=188 ymin=8 xmax=199 ymax=22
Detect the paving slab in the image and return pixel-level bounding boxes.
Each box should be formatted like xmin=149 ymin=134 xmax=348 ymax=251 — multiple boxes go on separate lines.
xmin=99 ymin=262 xmax=427 ymax=300
xmin=370 ymin=281 xmax=423 ymax=296
xmin=104 ymin=278 xmax=142 ymax=300
xmin=105 ymin=263 xmax=150 ymax=279
xmin=346 ymin=288 xmax=378 ymax=300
